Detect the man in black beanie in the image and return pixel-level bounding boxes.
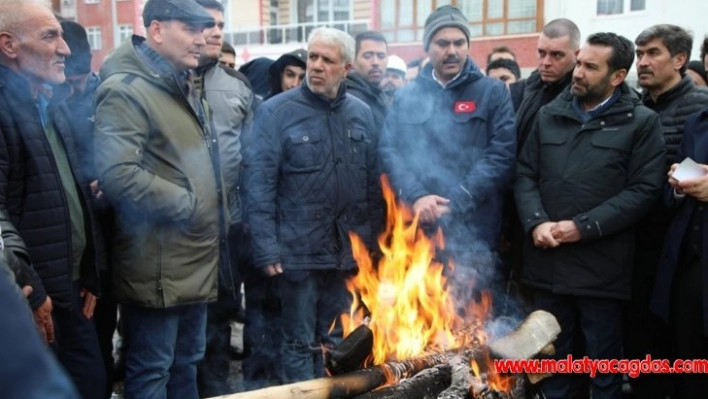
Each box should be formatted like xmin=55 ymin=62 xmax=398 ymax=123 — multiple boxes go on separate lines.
xmin=380 ymin=5 xmax=515 ymax=308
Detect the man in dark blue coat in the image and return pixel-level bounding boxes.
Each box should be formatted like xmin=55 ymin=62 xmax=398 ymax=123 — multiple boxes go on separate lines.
xmin=243 ymin=27 xmax=381 ymax=383
xmin=0 ymin=2 xmax=106 ymax=397
xmin=380 ymin=5 xmax=516 ymax=304
xmin=654 ymin=109 xmax=708 ymax=398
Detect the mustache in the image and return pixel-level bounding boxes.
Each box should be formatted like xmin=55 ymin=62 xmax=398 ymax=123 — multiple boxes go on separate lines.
xmin=637 ymin=68 xmax=652 ymax=75
xmin=443 ymin=56 xmax=460 ymax=63
xmin=369 ymin=67 xmax=382 ymax=73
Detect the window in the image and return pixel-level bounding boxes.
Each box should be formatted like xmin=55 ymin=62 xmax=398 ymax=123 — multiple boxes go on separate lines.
xmin=379 ymin=0 xmax=541 ymax=43
xmin=86 ymin=27 xmax=101 ymax=51
xmin=597 ymin=0 xmax=645 ymax=15
xmin=118 ymin=25 xmax=133 ymax=44
xmin=295 ymin=0 xmax=351 ymax=41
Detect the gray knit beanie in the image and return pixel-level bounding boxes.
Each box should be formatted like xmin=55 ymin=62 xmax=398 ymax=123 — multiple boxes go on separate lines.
xmin=423 ymin=5 xmax=471 ymax=51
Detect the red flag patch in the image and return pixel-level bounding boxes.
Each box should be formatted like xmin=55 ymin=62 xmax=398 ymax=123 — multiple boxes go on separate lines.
xmin=454 ymin=101 xmax=476 ymax=113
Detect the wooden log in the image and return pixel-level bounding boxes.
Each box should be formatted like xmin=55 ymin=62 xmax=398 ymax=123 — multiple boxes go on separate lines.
xmin=437 ymin=356 xmax=473 ymax=399
xmin=487 ymin=311 xmax=560 ymax=361
xmin=212 ymin=350 xmax=469 ymax=399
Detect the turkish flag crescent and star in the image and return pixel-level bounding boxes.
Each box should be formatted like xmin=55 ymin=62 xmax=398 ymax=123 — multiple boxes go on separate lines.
xmin=454 ymin=101 xmax=476 ymax=113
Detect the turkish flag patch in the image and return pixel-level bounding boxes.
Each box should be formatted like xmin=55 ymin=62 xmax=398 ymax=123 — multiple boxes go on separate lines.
xmin=454 ymin=101 xmax=476 ymax=113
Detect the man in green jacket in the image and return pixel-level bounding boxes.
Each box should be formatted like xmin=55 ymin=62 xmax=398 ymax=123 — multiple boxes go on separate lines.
xmin=93 ymin=0 xmax=228 ymax=397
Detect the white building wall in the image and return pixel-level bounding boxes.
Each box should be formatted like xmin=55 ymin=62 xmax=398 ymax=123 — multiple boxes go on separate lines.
xmin=544 ymin=0 xmax=708 ymax=61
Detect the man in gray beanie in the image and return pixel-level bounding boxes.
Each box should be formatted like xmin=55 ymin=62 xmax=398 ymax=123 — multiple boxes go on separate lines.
xmin=380 ymin=5 xmax=515 ymax=307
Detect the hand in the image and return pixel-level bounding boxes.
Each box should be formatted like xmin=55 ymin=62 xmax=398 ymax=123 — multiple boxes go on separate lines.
xmin=90 ymin=180 xmax=104 ymax=200
xmin=412 ymin=195 xmax=451 ymax=223
xmin=33 ymin=296 xmax=54 ymax=343
xmin=677 ymin=167 xmax=708 ymax=202
xmin=262 ymin=263 xmax=283 ymax=277
xmin=531 ymin=222 xmax=559 ymax=249
xmin=551 ymin=220 xmax=581 ymax=244
xmin=21 ymin=285 xmax=33 ymax=298
xmin=80 ymin=288 xmax=97 ymax=320
xmin=667 ymin=163 xmax=682 ymax=191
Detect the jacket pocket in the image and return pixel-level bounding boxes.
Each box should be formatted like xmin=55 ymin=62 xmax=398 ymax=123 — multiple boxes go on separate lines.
xmin=590 ymin=131 xmax=631 ymax=154
xmin=347 ymin=128 xmax=368 ymax=167
xmin=278 ymin=204 xmax=334 ymax=257
xmin=283 ymin=130 xmax=326 ymax=173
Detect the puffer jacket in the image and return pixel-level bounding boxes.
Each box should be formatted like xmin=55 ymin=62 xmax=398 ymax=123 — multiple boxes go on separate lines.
xmin=243 ymin=83 xmax=381 ymax=271
xmin=380 ymin=58 xmax=516 ymax=249
xmin=642 ymin=75 xmax=708 ymax=170
xmin=515 ymin=83 xmax=665 ymax=300
xmin=94 ymin=36 xmax=227 ymax=308
xmin=0 ymin=65 xmax=103 ymax=309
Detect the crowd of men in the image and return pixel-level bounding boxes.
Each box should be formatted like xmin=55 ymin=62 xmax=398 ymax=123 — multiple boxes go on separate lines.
xmin=3 ymin=0 xmax=708 ymax=398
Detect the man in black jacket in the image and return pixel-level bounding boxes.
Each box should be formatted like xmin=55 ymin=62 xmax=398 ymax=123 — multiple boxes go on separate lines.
xmin=0 ymin=1 xmax=106 ymax=397
xmin=505 ymin=18 xmax=580 ymax=302
xmin=515 ymin=32 xmax=665 ymax=399
xmin=243 ymin=27 xmax=381 ymax=383
xmin=629 ymin=24 xmax=708 ymax=399
xmin=346 ymin=31 xmax=389 ymax=132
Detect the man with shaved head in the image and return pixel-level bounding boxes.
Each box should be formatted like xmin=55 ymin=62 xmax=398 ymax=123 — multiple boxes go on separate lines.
xmin=0 ymin=0 xmax=106 ymax=397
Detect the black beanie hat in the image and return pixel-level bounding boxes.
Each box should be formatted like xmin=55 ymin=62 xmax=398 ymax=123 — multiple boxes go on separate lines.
xmin=60 ymin=20 xmax=92 ymax=76
xmin=423 ymin=5 xmax=471 ymax=51
xmin=687 ymin=60 xmax=708 ymax=85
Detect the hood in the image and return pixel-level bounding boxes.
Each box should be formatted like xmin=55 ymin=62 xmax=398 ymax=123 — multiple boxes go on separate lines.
xmin=268 ymin=49 xmax=307 ymax=97
xmin=238 ymin=57 xmax=274 ymax=98
xmin=99 ymin=36 xmax=179 ymax=94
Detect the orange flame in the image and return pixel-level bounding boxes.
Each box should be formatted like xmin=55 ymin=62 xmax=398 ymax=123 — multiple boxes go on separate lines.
xmin=344 ymin=176 xmax=462 ymax=364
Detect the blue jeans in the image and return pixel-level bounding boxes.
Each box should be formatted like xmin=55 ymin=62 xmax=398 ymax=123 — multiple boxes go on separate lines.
xmin=533 ymin=290 xmax=624 ymax=399
xmin=121 ymin=303 xmax=207 ymax=399
xmin=279 ymin=270 xmax=352 ymax=383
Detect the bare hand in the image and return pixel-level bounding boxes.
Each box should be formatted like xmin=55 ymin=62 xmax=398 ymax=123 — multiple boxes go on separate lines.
xmin=677 ymin=165 xmax=708 ymax=201
xmin=21 ymin=285 xmax=33 ymax=298
xmin=551 ymin=220 xmax=581 ymax=244
xmin=667 ymin=163 xmax=681 ymax=191
xmin=413 ymin=195 xmax=451 ymax=223
xmin=532 ymin=222 xmax=560 ymax=249
xmin=90 ymin=180 xmax=104 ymax=200
xmin=33 ymin=297 xmax=55 ymax=343
xmin=80 ymin=288 xmax=97 ymax=320
xmin=262 ymin=263 xmax=283 ymax=277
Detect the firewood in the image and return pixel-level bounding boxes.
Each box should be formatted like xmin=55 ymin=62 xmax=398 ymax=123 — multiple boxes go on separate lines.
xmin=487 ymin=311 xmax=560 ymax=361
xmin=437 ymin=355 xmax=473 ymax=399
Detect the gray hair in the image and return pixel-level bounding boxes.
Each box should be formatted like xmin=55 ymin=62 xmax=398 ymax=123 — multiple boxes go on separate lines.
xmin=307 ymin=27 xmax=355 ymax=65
xmin=543 ymin=18 xmax=581 ymax=50
xmin=0 ymin=0 xmax=52 ymax=34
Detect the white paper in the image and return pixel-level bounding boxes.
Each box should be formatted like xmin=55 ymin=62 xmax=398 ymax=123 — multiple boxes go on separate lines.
xmin=672 ymin=157 xmax=707 ymax=182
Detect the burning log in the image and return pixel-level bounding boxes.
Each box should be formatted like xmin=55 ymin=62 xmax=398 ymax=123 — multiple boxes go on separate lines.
xmin=210 ymin=311 xmax=560 ymax=399
xmin=353 ymin=351 xmax=479 ymax=399
xmin=437 ymin=356 xmax=473 ymax=399
xmin=213 ymin=349 xmax=475 ymax=399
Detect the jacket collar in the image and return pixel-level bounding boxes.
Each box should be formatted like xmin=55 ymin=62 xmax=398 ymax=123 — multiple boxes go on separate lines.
xmin=642 ymin=74 xmax=696 ymax=108
xmin=552 ymin=82 xmax=637 ymax=121
xmin=0 ymin=64 xmax=36 ymax=103
xmin=416 ymin=57 xmax=483 ymax=90
xmin=301 ymin=80 xmax=347 ymax=110
xmin=346 ymin=72 xmax=382 ymax=96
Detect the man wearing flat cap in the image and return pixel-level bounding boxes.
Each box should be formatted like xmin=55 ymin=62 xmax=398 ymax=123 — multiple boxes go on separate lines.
xmin=380 ymin=5 xmax=516 ymax=305
xmin=93 ymin=0 xmax=229 ymax=397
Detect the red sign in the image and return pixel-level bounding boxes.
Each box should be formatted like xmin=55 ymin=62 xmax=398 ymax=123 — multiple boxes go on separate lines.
xmin=454 ymin=101 xmax=476 ymax=113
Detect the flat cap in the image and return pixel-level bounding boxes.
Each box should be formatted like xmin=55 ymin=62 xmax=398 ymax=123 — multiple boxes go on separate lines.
xmin=142 ymin=0 xmax=215 ymax=28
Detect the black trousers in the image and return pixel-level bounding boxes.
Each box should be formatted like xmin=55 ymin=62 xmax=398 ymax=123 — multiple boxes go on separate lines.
xmin=671 ymin=259 xmax=708 ymax=399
